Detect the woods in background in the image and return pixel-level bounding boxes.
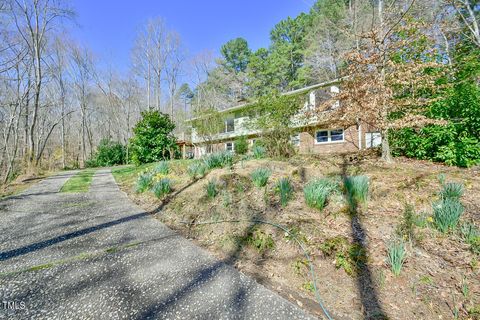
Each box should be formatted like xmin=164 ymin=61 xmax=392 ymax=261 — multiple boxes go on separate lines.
xmin=1 ymin=0 xmax=479 ymax=185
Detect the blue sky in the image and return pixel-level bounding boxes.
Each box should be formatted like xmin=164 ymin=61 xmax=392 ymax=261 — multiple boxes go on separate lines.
xmin=69 ymin=0 xmax=311 ymax=73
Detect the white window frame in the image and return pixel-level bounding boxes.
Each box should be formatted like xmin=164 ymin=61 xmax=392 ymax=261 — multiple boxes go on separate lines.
xmin=225 ymin=142 xmax=234 ymax=152
xmin=315 ymin=129 xmax=345 ymax=144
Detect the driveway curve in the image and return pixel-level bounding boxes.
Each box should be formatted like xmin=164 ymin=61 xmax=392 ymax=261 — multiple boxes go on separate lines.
xmin=0 ymin=169 xmax=317 ymax=319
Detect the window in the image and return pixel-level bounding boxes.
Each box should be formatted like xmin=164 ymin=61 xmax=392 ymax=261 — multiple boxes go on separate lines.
xmin=316 ymin=130 xmax=329 ymax=143
xmin=225 ymin=142 xmax=234 ymax=152
xmin=291 ymin=133 xmax=300 ymax=146
xmin=226 ymin=118 xmax=235 ymax=133
xmin=330 ymin=129 xmax=344 ymax=141
xmin=315 ymin=129 xmax=344 ymax=144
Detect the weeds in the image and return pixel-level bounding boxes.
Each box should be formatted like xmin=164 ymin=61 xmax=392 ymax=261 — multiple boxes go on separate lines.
xmin=387 ymin=237 xmax=406 ymax=276
xmin=151 ymin=178 xmax=171 ymax=198
xmin=245 ymin=229 xmax=275 ymax=253
xmin=344 ymin=175 xmax=369 ymax=211
xmin=462 ymin=276 xmax=469 ymax=298
xmin=154 ymin=161 xmax=169 ymax=175
xmin=303 ymin=178 xmax=337 ymax=211
xmin=250 ymin=168 xmax=271 ymax=188
xmin=206 ymin=179 xmax=218 ymax=199
xmin=292 ymin=258 xmax=309 ymax=275
xmin=432 ymin=198 xmax=464 ymax=233
xmin=396 ymin=204 xmax=416 ymax=241
xmin=460 ymin=222 xmax=480 ymax=254
xmin=302 ymin=281 xmax=315 ymax=293
xmin=135 ymin=173 xmax=153 ymax=193
xmin=222 ymin=190 xmax=231 ymax=207
xmin=275 ymin=177 xmax=293 ymax=207
xmin=319 ymin=236 xmax=366 ymax=276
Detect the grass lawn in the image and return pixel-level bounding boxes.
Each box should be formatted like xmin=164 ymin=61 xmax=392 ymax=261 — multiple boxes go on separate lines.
xmin=111 ymin=163 xmax=155 ymax=186
xmin=60 ymin=169 xmax=96 ymax=193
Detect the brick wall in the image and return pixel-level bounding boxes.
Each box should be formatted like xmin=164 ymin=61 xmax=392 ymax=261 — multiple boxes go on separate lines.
xmin=299 ymin=125 xmax=360 ymax=154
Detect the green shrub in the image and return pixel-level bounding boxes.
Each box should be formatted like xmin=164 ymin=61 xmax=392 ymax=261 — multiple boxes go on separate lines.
xmin=206 ymin=179 xmax=218 ymax=199
xmin=460 ymin=222 xmax=480 ymax=254
xmin=303 ymin=178 xmax=337 ymax=211
xmin=151 ymin=178 xmax=171 ymax=198
xmin=84 ymin=158 xmax=99 ymax=168
xmin=203 ymin=151 xmax=233 ymax=170
xmin=432 ymin=198 xmax=464 ymax=233
xmin=135 ymin=173 xmax=153 ymax=193
xmin=250 ymin=168 xmax=271 ymax=188
xmin=275 ymin=177 xmax=293 ymax=207
xmin=86 ymin=138 xmax=126 ymax=167
xmin=387 ymin=237 xmax=406 ymax=276
xmin=154 ymin=161 xmax=169 ymax=175
xmin=344 ymin=175 xmax=369 ymax=209
xmin=439 ymin=182 xmax=464 ymax=200
xmin=252 ymin=145 xmax=266 ymax=159
xmin=234 ymin=136 xmax=249 ymax=155
xmin=129 ymin=110 xmax=178 ymax=165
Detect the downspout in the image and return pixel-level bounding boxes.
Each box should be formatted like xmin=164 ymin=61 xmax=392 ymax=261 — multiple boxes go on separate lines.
xmin=357 ymin=119 xmax=362 ymax=150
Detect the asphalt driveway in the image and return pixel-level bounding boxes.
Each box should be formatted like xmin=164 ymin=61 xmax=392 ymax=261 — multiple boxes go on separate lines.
xmin=0 ymin=169 xmax=316 ymax=319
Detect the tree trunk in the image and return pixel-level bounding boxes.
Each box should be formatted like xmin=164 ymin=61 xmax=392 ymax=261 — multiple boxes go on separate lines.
xmin=381 ymin=129 xmax=392 ymax=162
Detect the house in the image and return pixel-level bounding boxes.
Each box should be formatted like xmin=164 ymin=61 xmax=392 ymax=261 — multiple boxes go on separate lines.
xmin=187 ymin=79 xmax=382 ymax=158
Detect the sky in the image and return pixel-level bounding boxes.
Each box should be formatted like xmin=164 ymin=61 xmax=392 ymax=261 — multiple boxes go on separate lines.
xmin=69 ymin=0 xmax=312 ymax=74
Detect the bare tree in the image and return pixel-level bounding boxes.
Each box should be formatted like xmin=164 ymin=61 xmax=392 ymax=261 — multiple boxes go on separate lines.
xmin=165 ymin=31 xmax=184 ymax=120
xmin=9 ymin=0 xmax=73 ymax=169
xmin=448 ymin=0 xmax=480 ymax=47
xmin=69 ymin=43 xmax=94 ymax=166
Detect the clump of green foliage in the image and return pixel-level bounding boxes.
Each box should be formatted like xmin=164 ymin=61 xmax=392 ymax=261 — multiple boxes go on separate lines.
xmin=275 ymin=177 xmax=293 ymax=207
xmin=251 ymin=93 xmax=303 ymax=158
xmin=85 ymin=138 xmax=126 ymax=167
xmin=319 ymin=236 xmax=366 ymax=276
xmin=203 ymin=151 xmax=233 ymax=170
xmin=154 ymin=161 xmax=169 ymax=175
xmin=344 ymin=175 xmax=369 ymax=211
xmin=129 ymin=110 xmax=178 ymax=165
xmin=187 ymin=161 xmax=206 ymax=179
xmin=252 ymin=144 xmax=266 ymax=159
xmin=439 ymin=182 xmax=464 ymax=200
xmin=387 ymin=237 xmax=406 ymax=276
xmin=206 ymin=179 xmax=218 ymax=199
xmin=250 ymin=168 xmax=271 ymax=188
xmin=460 ymin=222 xmax=480 ymax=255
xmin=303 ymin=178 xmax=337 ymax=211
xmin=244 ymin=229 xmax=275 ymax=254
xmin=390 ymin=41 xmax=480 ymax=168
xmin=151 ymin=178 xmax=171 ymax=198
xmin=234 ymin=136 xmax=249 ymax=155
xmin=135 ymin=173 xmax=153 ymax=193
xmin=432 ymin=198 xmax=464 ymax=233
